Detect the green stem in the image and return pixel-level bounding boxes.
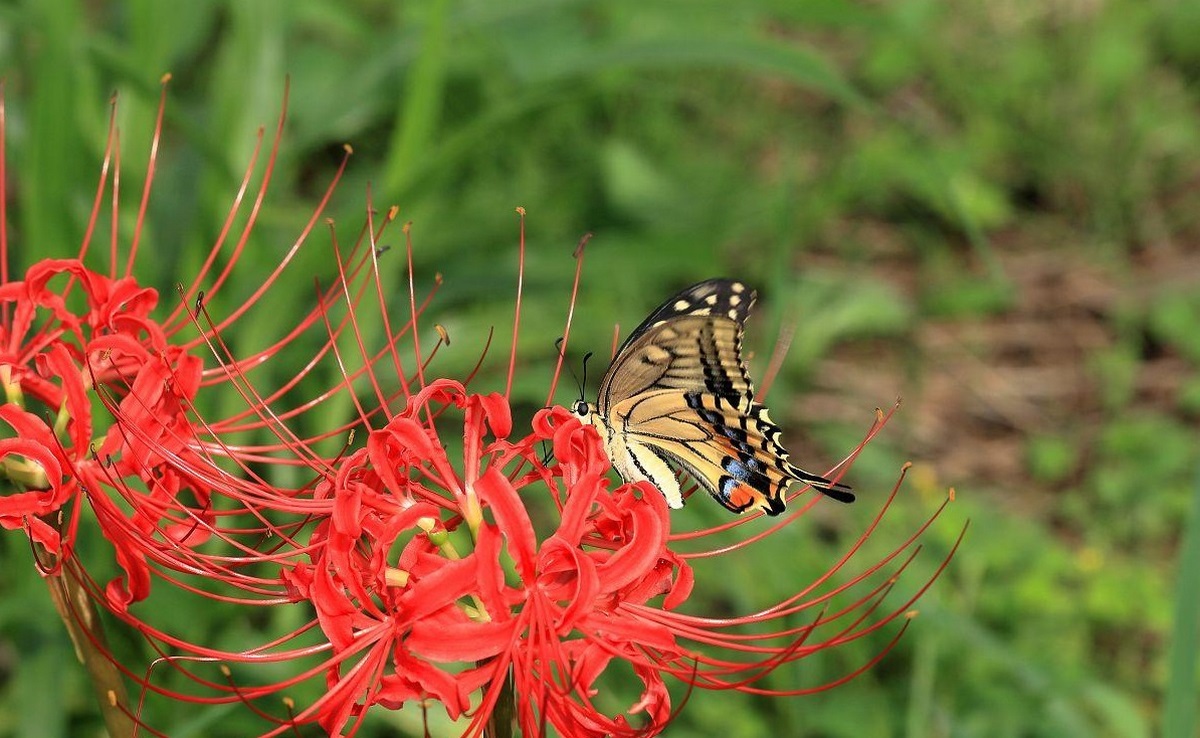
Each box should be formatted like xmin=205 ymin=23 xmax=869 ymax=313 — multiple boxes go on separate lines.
xmin=44 ymin=553 xmax=137 ymax=738
xmin=484 ymin=665 xmax=515 ymax=738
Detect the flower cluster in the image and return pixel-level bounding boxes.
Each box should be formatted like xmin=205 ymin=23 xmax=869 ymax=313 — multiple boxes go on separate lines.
xmin=275 ymin=379 xmax=693 ymax=735
xmin=0 ymin=82 xmax=958 ymax=737
xmin=0 ymin=255 xmax=193 ymax=550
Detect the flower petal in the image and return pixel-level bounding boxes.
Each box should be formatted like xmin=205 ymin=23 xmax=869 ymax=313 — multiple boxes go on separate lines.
xmin=476 ymin=465 xmax=537 ymax=581
xmin=408 ymin=615 xmax=518 ymax=662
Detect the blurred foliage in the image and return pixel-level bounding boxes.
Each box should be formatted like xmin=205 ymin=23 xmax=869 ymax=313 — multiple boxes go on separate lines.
xmin=1 ymin=0 xmax=1199 ymax=736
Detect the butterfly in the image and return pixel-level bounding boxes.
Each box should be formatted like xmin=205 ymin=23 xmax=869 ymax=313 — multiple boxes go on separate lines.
xmin=571 ymin=278 xmax=854 ymax=515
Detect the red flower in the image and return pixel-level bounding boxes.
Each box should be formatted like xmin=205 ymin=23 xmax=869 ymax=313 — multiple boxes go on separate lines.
xmin=0 ymin=403 xmax=78 ymax=550
xmin=0 ymin=258 xmax=180 ymax=555
xmin=273 ymin=378 xmax=696 ymax=735
xmin=0 ymin=78 xmax=369 ymax=607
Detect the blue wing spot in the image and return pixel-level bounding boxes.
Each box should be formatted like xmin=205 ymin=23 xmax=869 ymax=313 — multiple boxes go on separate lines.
xmin=724 ymin=455 xmax=771 ymax=490
xmin=720 ymin=425 xmax=747 ymax=442
xmin=724 ymin=457 xmax=752 ymax=481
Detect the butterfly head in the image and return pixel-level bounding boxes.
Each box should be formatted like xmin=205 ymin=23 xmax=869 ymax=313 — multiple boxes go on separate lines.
xmin=571 ymin=400 xmax=599 ymax=426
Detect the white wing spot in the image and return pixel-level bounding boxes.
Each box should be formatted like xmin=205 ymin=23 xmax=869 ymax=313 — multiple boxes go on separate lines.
xmin=727 ymin=308 xmax=739 ymax=320
xmin=704 ymin=294 xmax=718 ymax=306
xmin=730 ymin=294 xmax=742 ymax=306
xmin=692 ymin=307 xmax=711 ymax=316
xmin=673 ymin=300 xmax=690 ymax=312
xmin=731 ymin=282 xmax=746 ymax=294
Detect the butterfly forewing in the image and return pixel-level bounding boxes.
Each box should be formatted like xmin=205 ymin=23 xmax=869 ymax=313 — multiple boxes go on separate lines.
xmin=613 ymin=279 xmax=756 ymax=357
xmin=599 ymin=315 xmax=753 ymax=415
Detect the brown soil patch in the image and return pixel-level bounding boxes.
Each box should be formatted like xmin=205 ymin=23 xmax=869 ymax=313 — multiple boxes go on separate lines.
xmin=801 ymin=234 xmax=1200 ymax=505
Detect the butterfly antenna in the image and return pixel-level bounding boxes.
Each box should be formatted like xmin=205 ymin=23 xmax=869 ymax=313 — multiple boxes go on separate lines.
xmin=555 ymin=337 xmax=592 ymax=404
xmin=539 ymin=438 xmax=555 ymax=466
xmin=579 ymin=351 xmax=594 ymax=403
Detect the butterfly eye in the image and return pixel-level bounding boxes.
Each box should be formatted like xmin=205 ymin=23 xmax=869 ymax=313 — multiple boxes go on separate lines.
xmin=572 ymin=401 xmax=589 ymax=417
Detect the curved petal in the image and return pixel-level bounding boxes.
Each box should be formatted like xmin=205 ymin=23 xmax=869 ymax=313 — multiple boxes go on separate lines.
xmin=408 ymin=615 xmax=518 ymax=662
xmin=476 ymin=466 xmax=537 ymax=581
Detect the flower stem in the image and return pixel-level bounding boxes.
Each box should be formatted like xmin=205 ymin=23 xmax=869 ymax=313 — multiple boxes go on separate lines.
xmin=44 ymin=558 xmax=137 ymax=738
xmin=484 ymin=665 xmax=515 ymax=738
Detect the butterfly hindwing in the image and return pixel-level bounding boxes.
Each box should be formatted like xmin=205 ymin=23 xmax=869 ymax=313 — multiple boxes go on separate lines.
xmin=612 ymin=388 xmax=838 ymax=514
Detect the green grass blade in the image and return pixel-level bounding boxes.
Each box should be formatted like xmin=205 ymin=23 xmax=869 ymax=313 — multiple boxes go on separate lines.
xmin=1163 ymin=465 xmax=1200 ymax=738
xmin=384 ymin=0 xmax=451 ymax=196
xmin=21 ymin=0 xmax=93 ymax=271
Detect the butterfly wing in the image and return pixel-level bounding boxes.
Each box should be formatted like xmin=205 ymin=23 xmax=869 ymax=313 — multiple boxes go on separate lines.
xmin=612 ymin=388 xmax=852 ymax=514
xmin=594 ymin=278 xmax=853 ymax=515
xmin=611 ymin=279 xmax=756 ymax=359
xmin=599 ymin=314 xmax=751 ymax=413
xmin=599 ymin=279 xmax=755 ymax=415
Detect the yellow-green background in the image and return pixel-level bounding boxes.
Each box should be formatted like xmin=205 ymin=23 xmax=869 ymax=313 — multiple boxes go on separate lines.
xmin=0 ymin=1 xmax=1197 ymax=736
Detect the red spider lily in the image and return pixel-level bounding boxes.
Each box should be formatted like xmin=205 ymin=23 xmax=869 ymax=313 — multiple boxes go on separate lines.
xmin=276 ymin=382 xmax=954 ymax=738
xmin=0 ymin=78 xmax=435 ymax=736
xmin=0 ymin=77 xmax=420 ymax=596
xmin=0 ymin=77 xmax=479 ymax=735
xmin=0 ymin=79 xmax=960 ymax=738
xmin=94 ymin=353 xmax=952 ymax=738
xmin=274 ymin=378 xmax=694 ymax=736
xmin=0 ymin=255 xmax=185 ymax=552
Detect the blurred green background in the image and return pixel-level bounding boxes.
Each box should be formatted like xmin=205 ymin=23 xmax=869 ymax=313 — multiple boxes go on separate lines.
xmin=1 ymin=0 xmax=1199 ymax=736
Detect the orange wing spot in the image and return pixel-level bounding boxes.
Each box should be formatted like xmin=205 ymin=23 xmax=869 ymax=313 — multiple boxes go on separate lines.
xmin=724 ymin=481 xmax=767 ymax=513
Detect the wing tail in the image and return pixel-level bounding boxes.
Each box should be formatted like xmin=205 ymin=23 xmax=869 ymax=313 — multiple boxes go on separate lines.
xmin=788 ymin=465 xmax=855 ymax=504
